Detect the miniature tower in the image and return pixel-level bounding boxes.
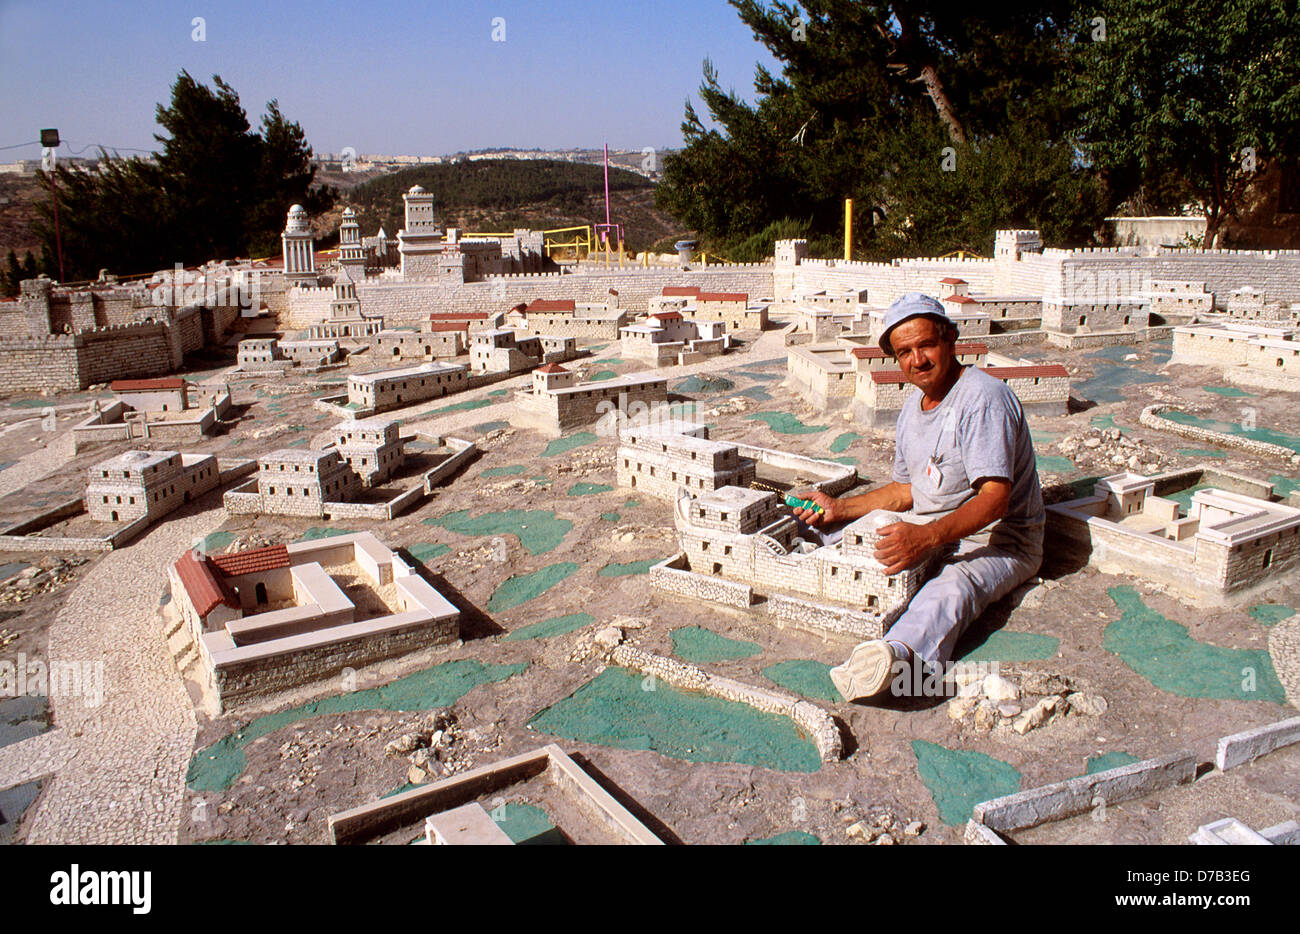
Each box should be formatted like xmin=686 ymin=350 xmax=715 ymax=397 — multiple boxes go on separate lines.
xmin=338 ymin=207 xmax=366 ymax=275
xmin=398 ymin=185 xmax=445 ymax=280
xmin=282 ymin=204 xmax=318 ymax=285
xmin=532 ymin=363 xmax=577 ymax=393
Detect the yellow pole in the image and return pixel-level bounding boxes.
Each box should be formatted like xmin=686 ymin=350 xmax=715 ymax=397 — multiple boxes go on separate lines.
xmin=844 ymin=198 xmax=853 ymax=261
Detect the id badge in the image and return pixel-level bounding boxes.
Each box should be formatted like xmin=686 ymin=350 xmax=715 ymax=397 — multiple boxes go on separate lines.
xmin=925 ymin=456 xmax=943 ymax=489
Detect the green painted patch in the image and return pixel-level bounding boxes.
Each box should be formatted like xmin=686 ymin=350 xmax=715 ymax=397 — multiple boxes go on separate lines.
xmin=1090 ymin=414 xmax=1118 ymax=430
xmin=488 ymin=389 xmax=509 ymax=397
xmin=590 ymin=358 xmax=624 ymax=366
xmin=1163 ymin=483 xmax=1211 ymax=515
xmin=542 ymin=432 xmax=598 ymax=458
xmin=408 ymin=543 xmax=451 ymax=563
xmin=588 ymin=370 xmax=618 ymax=382
xmin=1104 ymin=586 xmax=1285 ymax=703
xmin=763 ymin=660 xmax=842 ymax=702
xmin=187 ymin=659 xmax=526 ymax=792
xmin=746 ymin=412 xmax=828 ymax=435
xmin=472 ymin=420 xmax=511 ymax=433
xmin=381 ymin=782 xmax=420 ymax=799
xmin=597 ymin=558 xmax=659 ymax=577
xmin=531 ymin=476 xmax=552 ymax=487
xmin=1161 ymin=410 xmax=1300 ymax=453
xmin=733 ymin=386 xmax=772 ymax=401
xmin=504 ymin=612 xmax=595 ymax=642
xmin=493 ymin=802 xmax=565 ymax=845
xmin=599 ymin=512 xmax=620 ymax=522
xmin=566 ymin=482 xmax=613 ymax=496
xmin=1203 ymin=385 xmax=1254 ymax=398
xmin=623 ymin=499 xmax=640 ymax=509
xmin=426 ymin=398 xmax=493 ymax=416
xmin=527 ymin=667 xmax=822 ymax=772
xmin=287 ymin=438 xmax=308 ymax=447
xmin=424 ymin=509 xmax=571 ymax=556
xmin=829 ymin=456 xmax=858 ymax=466
xmin=673 ymin=375 xmax=735 ymax=394
xmin=481 ymin=464 xmax=527 ymax=477
xmin=830 ymin=432 xmax=861 ymax=453
xmin=1269 ymin=475 xmax=1300 ymax=498
xmin=958 ymin=631 xmax=1060 ymax=662
xmin=488 ymin=562 xmax=578 ymax=613
xmin=199 ymin=531 xmax=237 ymax=554
xmin=912 ymin=739 xmax=1022 ymax=826
xmin=1085 ymin=751 xmax=1141 ymax=775
xmin=1178 ymin=447 xmax=1227 ymax=459
xmin=1248 ymin=604 xmax=1295 ymax=626
xmin=295 ymin=527 xmax=355 ymax=542
xmin=671 ymin=626 xmax=761 ymax=663
xmin=746 ymin=830 xmax=820 ymax=845
xmin=1036 ymin=455 xmax=1076 ymax=474
xmin=286 ymin=424 xmax=305 ymax=432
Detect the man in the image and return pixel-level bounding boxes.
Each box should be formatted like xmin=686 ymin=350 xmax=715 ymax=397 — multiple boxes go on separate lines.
xmin=794 ymin=292 xmax=1045 ymax=701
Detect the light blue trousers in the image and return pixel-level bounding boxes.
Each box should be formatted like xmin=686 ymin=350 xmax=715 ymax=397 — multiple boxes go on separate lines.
xmin=795 ymin=518 xmax=1042 ymax=666
xmin=885 ymin=538 xmax=1042 ymax=665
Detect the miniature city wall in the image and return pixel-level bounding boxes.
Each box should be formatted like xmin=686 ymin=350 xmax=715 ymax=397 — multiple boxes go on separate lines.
xmin=71 ymin=385 xmax=233 ymax=452
xmin=327 ymin=744 xmax=663 ymax=845
xmin=169 ymin=532 xmax=460 ymax=711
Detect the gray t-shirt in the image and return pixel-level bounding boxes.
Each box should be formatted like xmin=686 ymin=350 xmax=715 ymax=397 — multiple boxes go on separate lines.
xmin=892 ymin=366 xmax=1044 ymax=557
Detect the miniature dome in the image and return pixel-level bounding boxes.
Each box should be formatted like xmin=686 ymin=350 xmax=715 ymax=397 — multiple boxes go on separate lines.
xmin=285 ymin=204 xmax=309 ymax=233
xmin=342 ymin=207 xmax=356 ymax=220
xmin=408 ymin=185 xmax=427 ymax=195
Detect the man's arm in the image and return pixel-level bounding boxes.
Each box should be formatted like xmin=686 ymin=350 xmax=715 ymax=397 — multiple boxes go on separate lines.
xmin=873 ymin=477 xmax=1011 ymax=573
xmin=792 ymin=481 xmax=914 ymax=526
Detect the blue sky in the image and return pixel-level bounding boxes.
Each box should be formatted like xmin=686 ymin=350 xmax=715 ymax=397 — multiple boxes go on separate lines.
xmin=0 ymin=0 xmax=782 ymax=160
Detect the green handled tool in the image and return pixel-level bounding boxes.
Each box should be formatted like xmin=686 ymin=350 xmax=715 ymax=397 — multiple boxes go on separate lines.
xmin=783 ymin=494 xmax=824 ymax=515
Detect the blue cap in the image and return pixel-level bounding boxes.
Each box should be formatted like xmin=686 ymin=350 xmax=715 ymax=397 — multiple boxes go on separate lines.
xmin=878 ymin=292 xmax=952 ymax=356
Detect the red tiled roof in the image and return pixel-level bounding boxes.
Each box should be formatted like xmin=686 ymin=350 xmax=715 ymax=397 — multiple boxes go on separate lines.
xmin=697 ymin=292 xmax=747 ymax=302
xmin=608 ymin=288 xmax=619 ymax=296
xmin=510 ymin=302 xmax=527 ymax=312
xmin=945 ymin=294 xmax=976 ymax=304
xmin=428 ymin=321 xmax=469 ymax=332
xmin=650 ymin=311 xmax=684 ymax=321
xmin=429 ymin=312 xmax=488 ymax=320
xmin=940 ymin=277 xmax=967 ymax=284
xmin=535 ymin=363 xmax=570 ymax=374
xmin=174 ymin=551 xmax=238 ymax=617
xmin=211 ymin=544 xmax=290 ymax=577
xmin=983 ymin=365 xmax=1070 ymax=379
xmin=851 ymin=341 xmax=987 ymax=359
xmin=662 ymin=286 xmax=700 ymax=297
xmin=527 ymin=299 xmax=575 ymax=312
xmin=111 ymin=378 xmax=186 ymax=391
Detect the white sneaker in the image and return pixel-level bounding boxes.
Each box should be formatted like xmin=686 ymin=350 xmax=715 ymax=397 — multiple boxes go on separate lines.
xmin=830 ymin=640 xmax=896 ymax=702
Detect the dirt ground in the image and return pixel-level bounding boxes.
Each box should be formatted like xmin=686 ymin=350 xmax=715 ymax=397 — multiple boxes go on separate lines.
xmin=0 ymin=321 xmax=1296 ymax=845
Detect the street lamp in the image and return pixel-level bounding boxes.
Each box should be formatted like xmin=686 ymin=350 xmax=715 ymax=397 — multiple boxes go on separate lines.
xmin=40 ymin=128 xmax=65 ymax=282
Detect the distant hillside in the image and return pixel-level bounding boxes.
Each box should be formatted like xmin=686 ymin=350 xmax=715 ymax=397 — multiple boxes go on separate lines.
xmin=341 ymin=159 xmax=685 ymax=253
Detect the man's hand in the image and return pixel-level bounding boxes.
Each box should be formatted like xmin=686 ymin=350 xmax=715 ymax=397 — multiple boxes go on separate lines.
xmin=791 ymin=488 xmax=840 ymax=526
xmin=874 ymin=521 xmax=937 ymax=574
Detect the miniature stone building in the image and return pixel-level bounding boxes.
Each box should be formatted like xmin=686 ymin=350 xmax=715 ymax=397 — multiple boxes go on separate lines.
xmin=1147 ymin=280 xmax=1212 ymax=322
xmin=281 ymin=204 xmax=318 ymax=286
xmin=1047 ymin=471 xmax=1300 ymax=603
xmin=505 ymin=299 xmax=629 ymax=341
xmin=693 ymin=292 xmax=769 ymax=331
xmin=787 ymin=340 xmax=990 ymax=414
xmin=668 ymin=486 xmax=931 ymax=629
xmin=73 ymin=379 xmax=233 ymax=451
xmin=332 ymin=417 xmax=405 ymax=486
xmin=168 ymin=532 xmax=460 ymax=710
xmin=468 ymin=329 xmax=579 ymax=374
xmin=1170 ymin=322 xmax=1300 ymax=392
xmin=347 ymin=361 xmax=469 ymax=413
xmin=509 ymin=365 xmax=669 ymax=437
xmin=235 ymin=449 xmax=364 ymax=518
xmin=1041 ymin=297 xmax=1150 ymax=347
xmin=86 ymin=449 xmax=220 ymax=522
xmin=619 ymin=311 xmax=727 ymax=366
xmin=304 ymin=271 xmax=383 ymax=341
xmin=337 ymin=207 xmax=366 ymax=276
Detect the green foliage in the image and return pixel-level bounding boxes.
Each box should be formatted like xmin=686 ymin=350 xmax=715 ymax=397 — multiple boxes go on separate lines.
xmin=656 ymin=2 xmax=1116 ymax=257
xmin=0 ymin=250 xmax=41 ymax=298
xmin=34 ymin=71 xmax=331 ymax=280
xmin=347 ymin=160 xmax=651 ymax=240
xmin=1071 ymin=0 xmax=1300 ymax=243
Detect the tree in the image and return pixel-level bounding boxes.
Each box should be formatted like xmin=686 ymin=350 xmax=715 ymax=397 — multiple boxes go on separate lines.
xmin=35 ymin=72 xmax=332 ymax=279
xmin=1073 ymin=0 xmax=1300 ymax=246
xmin=656 ymin=1 xmax=1098 ymax=259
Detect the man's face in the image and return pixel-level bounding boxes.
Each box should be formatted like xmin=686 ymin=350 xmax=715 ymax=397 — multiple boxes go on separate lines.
xmin=889 ymin=317 xmax=957 ymax=396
